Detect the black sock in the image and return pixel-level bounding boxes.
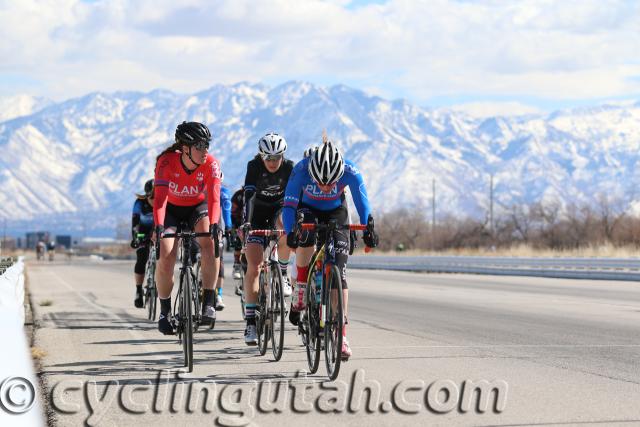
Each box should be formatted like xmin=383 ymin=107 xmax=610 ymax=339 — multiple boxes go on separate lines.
xmin=246 ymin=317 xmax=256 ymax=326
xmin=160 ymin=297 xmax=171 ymax=315
xmin=136 ymin=285 xmax=143 ymax=294
xmin=203 ymin=289 xmax=215 ymax=307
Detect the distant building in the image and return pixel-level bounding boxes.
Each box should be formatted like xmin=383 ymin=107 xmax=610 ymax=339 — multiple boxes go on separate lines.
xmin=26 ymin=231 xmax=49 ymax=249
xmin=55 ymin=235 xmax=72 ymax=249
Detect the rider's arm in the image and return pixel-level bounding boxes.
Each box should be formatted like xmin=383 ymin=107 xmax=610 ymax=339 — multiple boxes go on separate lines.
xmin=153 ymin=156 xmax=170 ymax=226
xmin=282 ymin=161 xmax=305 ymax=234
xmin=343 ymin=161 xmax=371 ymax=224
xmin=221 ymin=187 xmax=233 ymax=229
xmin=243 ymin=160 xmax=258 ymax=224
xmin=206 ymin=157 xmax=222 ymax=226
xmin=132 ymin=199 xmax=142 ymax=238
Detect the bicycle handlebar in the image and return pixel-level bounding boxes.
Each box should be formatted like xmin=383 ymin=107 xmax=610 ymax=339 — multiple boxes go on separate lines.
xmin=160 ymin=230 xmax=220 ymax=258
xmin=161 ymin=231 xmax=212 ymax=239
xmin=300 ymin=223 xmax=367 ymax=231
xmin=248 ymin=229 xmax=286 ymax=237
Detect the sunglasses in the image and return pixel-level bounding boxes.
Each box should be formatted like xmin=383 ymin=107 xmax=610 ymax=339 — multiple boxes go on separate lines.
xmin=193 ymin=141 xmax=210 ymax=151
xmin=261 ymin=154 xmax=283 ymax=162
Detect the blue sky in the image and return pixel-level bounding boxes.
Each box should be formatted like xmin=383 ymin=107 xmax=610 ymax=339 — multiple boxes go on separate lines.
xmin=2 ymin=0 xmax=639 ymax=116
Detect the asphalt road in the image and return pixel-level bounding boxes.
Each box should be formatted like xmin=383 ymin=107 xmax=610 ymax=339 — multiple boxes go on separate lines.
xmin=26 ymin=255 xmax=640 ymax=426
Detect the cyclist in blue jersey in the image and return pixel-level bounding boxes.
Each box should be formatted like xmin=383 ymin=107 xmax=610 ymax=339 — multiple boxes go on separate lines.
xmin=216 ymin=173 xmax=233 ymax=310
xmin=283 ymin=139 xmax=379 ymax=360
xmin=131 ymin=179 xmax=155 ymax=308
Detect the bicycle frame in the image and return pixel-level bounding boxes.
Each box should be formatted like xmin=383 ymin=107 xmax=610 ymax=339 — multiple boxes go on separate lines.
xmin=246 ymin=228 xmax=286 ymax=359
xmin=302 ymin=221 xmax=366 ymax=328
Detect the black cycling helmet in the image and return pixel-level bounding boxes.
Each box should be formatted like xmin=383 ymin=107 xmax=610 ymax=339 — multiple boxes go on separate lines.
xmin=175 ymin=121 xmax=212 ymax=146
xmin=144 ymin=179 xmax=154 ymax=197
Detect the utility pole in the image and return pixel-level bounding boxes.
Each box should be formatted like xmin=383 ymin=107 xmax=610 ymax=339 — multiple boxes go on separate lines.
xmin=489 ymin=174 xmax=494 ymax=239
xmin=432 ymin=179 xmax=436 ymax=231
xmin=431 ymin=178 xmax=436 ymax=251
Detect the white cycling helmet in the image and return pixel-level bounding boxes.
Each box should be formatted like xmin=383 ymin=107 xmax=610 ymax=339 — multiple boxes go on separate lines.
xmin=258 ymin=132 xmax=287 ymax=156
xmin=303 ymin=146 xmax=317 ymax=159
xmin=308 ymin=140 xmax=344 ymax=185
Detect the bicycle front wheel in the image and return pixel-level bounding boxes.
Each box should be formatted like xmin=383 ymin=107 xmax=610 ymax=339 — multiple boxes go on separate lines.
xmin=181 ymin=271 xmax=194 ymax=372
xmin=269 ymin=262 xmax=285 ymax=361
xmin=257 ymin=270 xmax=270 ymax=356
xmin=304 ymin=261 xmax=321 ymax=374
xmin=146 ymin=261 xmax=157 ymax=321
xmin=324 ymin=264 xmax=344 ymax=381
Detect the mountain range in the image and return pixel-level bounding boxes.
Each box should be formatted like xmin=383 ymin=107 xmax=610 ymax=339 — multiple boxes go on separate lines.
xmin=1 ymin=81 xmax=639 ymax=236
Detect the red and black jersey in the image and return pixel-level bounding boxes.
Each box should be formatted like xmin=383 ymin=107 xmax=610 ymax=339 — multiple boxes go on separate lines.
xmin=153 ymin=151 xmax=221 ymax=226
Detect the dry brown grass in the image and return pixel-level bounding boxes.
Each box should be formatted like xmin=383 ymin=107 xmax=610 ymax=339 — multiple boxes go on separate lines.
xmin=31 ymin=347 xmax=47 ymax=360
xmin=365 ymin=244 xmax=640 ymax=258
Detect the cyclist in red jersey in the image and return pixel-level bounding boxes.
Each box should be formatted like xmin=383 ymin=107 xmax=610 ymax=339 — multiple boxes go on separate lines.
xmin=153 ymin=121 xmax=222 ymax=335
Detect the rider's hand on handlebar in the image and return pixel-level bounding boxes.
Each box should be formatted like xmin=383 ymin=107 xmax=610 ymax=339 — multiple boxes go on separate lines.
xmin=363 ymin=214 xmax=379 ymax=248
xmin=286 ymin=230 xmax=299 ymax=249
xmin=155 ymin=225 xmax=165 ymax=239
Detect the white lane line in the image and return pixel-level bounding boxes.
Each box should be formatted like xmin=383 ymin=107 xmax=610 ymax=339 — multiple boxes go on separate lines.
xmin=46 ymin=269 xmax=166 ymax=361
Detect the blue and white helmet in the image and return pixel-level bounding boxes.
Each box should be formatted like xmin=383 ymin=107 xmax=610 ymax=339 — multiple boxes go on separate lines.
xmin=258 ymin=132 xmax=287 ymax=156
xmin=308 ymin=140 xmax=344 ymax=185
xmin=303 ymin=146 xmax=317 ymax=159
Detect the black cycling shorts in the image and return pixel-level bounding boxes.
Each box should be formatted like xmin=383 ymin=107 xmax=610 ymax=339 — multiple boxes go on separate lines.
xmin=297 ymin=203 xmax=350 ymax=289
xmin=247 ymin=201 xmax=282 ymax=245
xmin=164 ymin=200 xmax=208 ymax=230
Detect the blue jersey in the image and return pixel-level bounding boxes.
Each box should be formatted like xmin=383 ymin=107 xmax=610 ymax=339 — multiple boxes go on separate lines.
xmin=221 ymin=186 xmax=232 ymax=228
xmin=132 ymin=198 xmax=154 ymax=230
xmin=283 ymin=158 xmax=371 ymax=233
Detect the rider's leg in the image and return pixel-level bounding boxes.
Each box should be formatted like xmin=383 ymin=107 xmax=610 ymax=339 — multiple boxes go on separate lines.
xmin=215 ymin=251 xmax=225 ymax=310
xmin=275 ymin=214 xmax=292 ymax=295
xmin=244 ymin=242 xmax=262 ymax=317
xmin=195 ymin=217 xmax=220 ymax=313
xmin=156 ymin=236 xmax=178 ymax=301
xmin=134 ymin=246 xmax=148 ymax=308
xmin=156 ymin=234 xmax=179 ymax=333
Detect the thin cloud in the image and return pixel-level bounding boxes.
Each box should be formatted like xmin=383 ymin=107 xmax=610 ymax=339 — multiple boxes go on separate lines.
xmin=1 ymin=0 xmax=639 ymax=107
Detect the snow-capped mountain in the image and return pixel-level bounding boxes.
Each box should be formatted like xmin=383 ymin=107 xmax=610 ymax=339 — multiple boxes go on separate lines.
xmin=0 ymin=95 xmax=52 ymax=122
xmin=1 ymin=81 xmax=639 ymax=236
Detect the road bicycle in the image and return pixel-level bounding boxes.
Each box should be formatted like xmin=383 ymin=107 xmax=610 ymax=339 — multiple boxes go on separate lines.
xmin=297 ymin=220 xmax=367 ymax=381
xmin=158 ymin=223 xmax=219 ymax=372
xmin=138 ymin=232 xmax=158 ymax=321
xmin=247 ymin=229 xmax=287 ymax=361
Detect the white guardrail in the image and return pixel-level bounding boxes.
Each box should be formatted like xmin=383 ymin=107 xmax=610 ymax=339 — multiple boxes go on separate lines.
xmin=0 ymin=257 xmax=44 ymax=426
xmin=348 ymin=255 xmax=640 ymax=281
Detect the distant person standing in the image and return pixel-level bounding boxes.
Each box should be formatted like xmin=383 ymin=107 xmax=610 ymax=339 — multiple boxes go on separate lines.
xmin=47 ymin=241 xmax=56 ymax=261
xmin=131 ymin=179 xmax=155 ymax=308
xmin=36 ymin=241 xmax=45 ymax=261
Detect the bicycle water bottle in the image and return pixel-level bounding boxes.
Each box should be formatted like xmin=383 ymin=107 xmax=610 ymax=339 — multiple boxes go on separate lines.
xmin=314 ymin=266 xmax=322 ymax=304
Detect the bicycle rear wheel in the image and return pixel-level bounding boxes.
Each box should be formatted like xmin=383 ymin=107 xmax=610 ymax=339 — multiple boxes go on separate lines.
xmin=324 ymin=264 xmax=344 ymax=381
xmin=256 ymin=270 xmax=270 ymax=356
xmin=304 ymin=261 xmax=321 ymax=374
xmin=269 ymin=262 xmax=285 ymax=361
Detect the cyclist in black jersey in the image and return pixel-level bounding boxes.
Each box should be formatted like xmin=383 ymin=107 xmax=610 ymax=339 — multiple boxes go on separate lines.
xmin=242 ymin=132 xmax=294 ymax=345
